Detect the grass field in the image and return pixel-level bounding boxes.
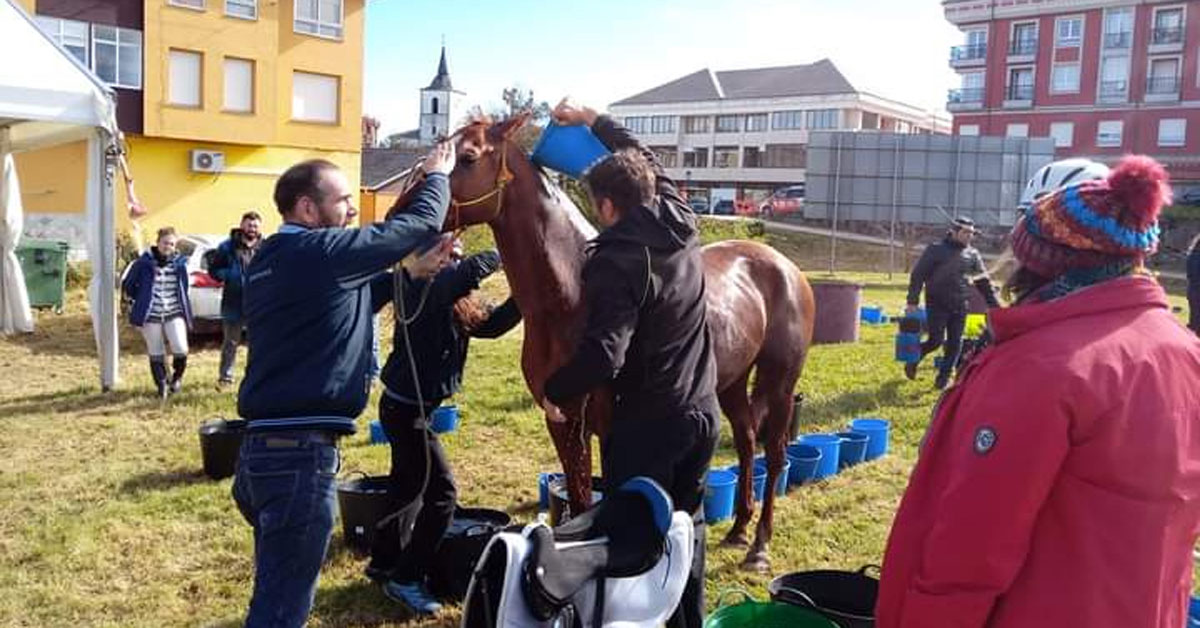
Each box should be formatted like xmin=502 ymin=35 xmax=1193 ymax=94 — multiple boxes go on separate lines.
xmin=0 ymin=222 xmax=1191 ymax=627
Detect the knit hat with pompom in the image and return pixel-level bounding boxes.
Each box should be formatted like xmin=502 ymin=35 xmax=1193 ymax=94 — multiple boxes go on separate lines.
xmin=1010 ymin=155 xmax=1171 ymax=278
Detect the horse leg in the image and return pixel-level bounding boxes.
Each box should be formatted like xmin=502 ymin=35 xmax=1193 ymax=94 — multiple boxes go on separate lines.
xmin=717 ymin=373 xmax=755 ymax=548
xmin=547 ymin=416 xmax=592 ymax=517
xmin=742 ymin=375 xmax=794 ymax=572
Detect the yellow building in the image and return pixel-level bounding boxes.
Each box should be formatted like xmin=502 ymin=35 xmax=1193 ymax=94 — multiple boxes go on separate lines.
xmin=15 ymin=0 xmax=364 ymax=249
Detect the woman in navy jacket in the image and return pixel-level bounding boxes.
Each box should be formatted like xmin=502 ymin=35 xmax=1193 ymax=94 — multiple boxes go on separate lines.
xmin=122 ymin=226 xmax=192 ymax=399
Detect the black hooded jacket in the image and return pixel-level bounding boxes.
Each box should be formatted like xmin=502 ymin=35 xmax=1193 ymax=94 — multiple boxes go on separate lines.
xmin=906 ymin=236 xmax=999 ymax=312
xmin=543 ymin=116 xmax=717 ymax=417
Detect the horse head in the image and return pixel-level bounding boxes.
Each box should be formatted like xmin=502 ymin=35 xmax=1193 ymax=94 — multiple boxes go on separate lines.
xmin=445 ymin=112 xmax=532 ymax=231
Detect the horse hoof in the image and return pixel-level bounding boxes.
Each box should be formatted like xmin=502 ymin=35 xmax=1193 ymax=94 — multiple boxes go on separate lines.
xmin=718 ymin=532 xmax=751 ymax=549
xmin=740 ymin=551 xmax=771 ymax=573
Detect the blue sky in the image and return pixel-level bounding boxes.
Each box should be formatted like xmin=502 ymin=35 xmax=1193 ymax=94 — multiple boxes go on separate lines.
xmin=364 ymin=0 xmax=963 ymax=136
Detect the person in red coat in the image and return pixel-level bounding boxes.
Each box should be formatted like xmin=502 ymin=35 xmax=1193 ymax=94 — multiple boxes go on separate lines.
xmin=877 ymin=155 xmax=1200 ymax=628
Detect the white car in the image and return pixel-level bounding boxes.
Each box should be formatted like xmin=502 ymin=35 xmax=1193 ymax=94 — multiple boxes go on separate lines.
xmin=120 ymin=233 xmax=226 ymax=335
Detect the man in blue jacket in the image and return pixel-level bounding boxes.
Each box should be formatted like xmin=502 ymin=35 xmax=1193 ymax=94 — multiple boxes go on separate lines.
xmin=232 ymin=140 xmax=455 ymax=628
xmin=207 ymin=210 xmax=263 ymax=387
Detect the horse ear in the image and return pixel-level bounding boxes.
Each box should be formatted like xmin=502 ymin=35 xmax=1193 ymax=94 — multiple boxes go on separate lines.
xmin=494 ymin=111 xmax=532 ymax=140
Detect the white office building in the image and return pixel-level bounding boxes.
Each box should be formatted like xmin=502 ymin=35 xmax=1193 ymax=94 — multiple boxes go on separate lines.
xmin=608 ymin=59 xmax=950 ymax=204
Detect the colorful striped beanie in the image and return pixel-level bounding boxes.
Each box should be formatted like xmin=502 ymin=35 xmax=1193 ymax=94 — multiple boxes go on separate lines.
xmin=1010 ymin=155 xmax=1171 ymax=278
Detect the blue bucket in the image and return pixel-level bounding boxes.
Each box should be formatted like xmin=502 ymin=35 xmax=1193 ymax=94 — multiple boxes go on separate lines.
xmin=754 ymin=457 xmax=792 ymax=496
xmin=850 ymin=418 xmax=891 ymax=460
xmin=703 ymin=469 xmax=737 ymax=523
xmin=430 ymin=405 xmax=460 ymax=434
xmin=530 ymin=122 xmax=612 ymax=179
xmin=836 ymin=431 xmax=869 ymax=468
xmin=1189 ymin=595 xmax=1200 ymax=626
xmin=727 ymin=463 xmax=768 ymax=502
xmin=369 ymin=420 xmax=388 ymax=444
xmin=860 ymin=306 xmax=884 ymax=324
xmin=538 ymin=472 xmax=564 ymax=510
xmin=799 ymin=434 xmax=842 ymax=479
xmin=895 ymin=331 xmax=921 ymax=363
xmin=785 ymin=443 xmax=822 ymax=485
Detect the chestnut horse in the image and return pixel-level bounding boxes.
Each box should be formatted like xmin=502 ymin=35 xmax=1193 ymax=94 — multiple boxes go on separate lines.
xmin=396 ymin=115 xmax=814 ymax=569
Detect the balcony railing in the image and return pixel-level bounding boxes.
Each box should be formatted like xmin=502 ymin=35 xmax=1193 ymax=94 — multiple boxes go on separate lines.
xmin=1008 ymin=38 xmax=1037 ymax=56
xmin=950 ymin=44 xmax=987 ymax=62
xmin=1103 ymin=31 xmax=1132 ymax=48
xmin=1099 ymin=80 xmax=1128 ymax=100
xmin=1147 ymin=76 xmax=1181 ymax=95
xmin=1151 ymin=27 xmax=1183 ymax=45
xmin=948 ymin=88 xmax=985 ymax=104
xmin=1006 ymin=84 xmax=1034 ymax=101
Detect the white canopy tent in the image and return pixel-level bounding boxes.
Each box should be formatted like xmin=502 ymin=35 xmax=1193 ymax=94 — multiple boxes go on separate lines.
xmin=1 ymin=0 xmax=121 ymax=389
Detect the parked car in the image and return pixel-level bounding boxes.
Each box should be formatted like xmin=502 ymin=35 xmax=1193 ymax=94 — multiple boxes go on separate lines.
xmin=1179 ymin=189 xmax=1200 ymax=207
xmin=687 ymin=197 xmax=710 ymax=214
xmin=711 ymin=199 xmax=736 ymax=215
xmin=760 ymin=185 xmax=806 ymax=217
xmin=119 ymin=233 xmax=224 ymax=335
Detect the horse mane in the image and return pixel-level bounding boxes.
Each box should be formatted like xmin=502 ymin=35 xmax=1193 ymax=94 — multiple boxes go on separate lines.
xmin=532 ymin=166 xmax=598 ymax=240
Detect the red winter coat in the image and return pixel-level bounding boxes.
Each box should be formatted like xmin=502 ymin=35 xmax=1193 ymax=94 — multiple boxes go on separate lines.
xmin=877 ymin=275 xmax=1200 ymax=628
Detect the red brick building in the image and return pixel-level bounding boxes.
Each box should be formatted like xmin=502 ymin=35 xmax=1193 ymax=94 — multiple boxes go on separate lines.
xmin=944 ymin=0 xmax=1200 ymax=185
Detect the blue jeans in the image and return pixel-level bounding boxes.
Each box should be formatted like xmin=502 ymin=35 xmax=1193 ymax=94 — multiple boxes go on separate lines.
xmin=232 ymin=430 xmax=341 ymax=628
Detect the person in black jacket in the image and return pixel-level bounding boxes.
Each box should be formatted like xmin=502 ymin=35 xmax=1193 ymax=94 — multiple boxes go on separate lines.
xmin=541 ymin=100 xmax=719 ymax=628
xmin=1188 ymin=234 xmax=1200 ymax=335
xmin=369 ymin=238 xmax=521 ymax=614
xmin=233 ymin=140 xmax=454 ymax=628
xmin=904 ymin=216 xmax=999 ymax=389
xmin=207 ymin=210 xmax=263 ymax=387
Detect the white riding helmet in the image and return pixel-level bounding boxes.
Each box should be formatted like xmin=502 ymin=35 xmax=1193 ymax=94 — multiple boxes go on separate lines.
xmin=1019 ymin=158 xmax=1110 ymax=210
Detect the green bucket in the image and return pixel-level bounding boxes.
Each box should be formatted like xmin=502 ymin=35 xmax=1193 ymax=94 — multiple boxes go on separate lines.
xmin=705 ymin=591 xmax=839 ymax=628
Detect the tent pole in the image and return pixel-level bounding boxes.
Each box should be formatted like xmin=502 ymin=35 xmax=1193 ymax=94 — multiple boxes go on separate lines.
xmin=96 ymin=130 xmax=118 ymax=391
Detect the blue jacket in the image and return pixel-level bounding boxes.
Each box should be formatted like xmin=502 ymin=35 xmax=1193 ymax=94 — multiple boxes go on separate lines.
xmin=237 ymin=173 xmax=450 ymax=433
xmin=380 ymin=250 xmax=521 ymax=405
xmin=207 ymin=229 xmax=261 ymax=323
xmin=121 ymin=249 xmax=192 ymax=328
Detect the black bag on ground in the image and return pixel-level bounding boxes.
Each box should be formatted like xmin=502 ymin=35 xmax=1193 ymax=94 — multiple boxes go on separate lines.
xmin=428 ymin=507 xmax=512 ymax=600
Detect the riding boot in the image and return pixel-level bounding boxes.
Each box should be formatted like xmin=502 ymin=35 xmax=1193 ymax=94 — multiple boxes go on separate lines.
xmin=170 ymin=355 xmax=188 ymax=394
xmin=149 ymin=357 xmax=168 ymax=399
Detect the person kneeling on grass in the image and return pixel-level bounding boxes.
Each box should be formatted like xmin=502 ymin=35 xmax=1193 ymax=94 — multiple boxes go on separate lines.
xmin=368 ymin=235 xmax=521 ymax=615
xmin=121 ymin=226 xmax=192 ymax=400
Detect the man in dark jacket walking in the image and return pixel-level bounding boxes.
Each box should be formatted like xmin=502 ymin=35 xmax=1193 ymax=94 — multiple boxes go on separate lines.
xmin=208 ymin=210 xmax=263 ymax=386
xmin=232 ymin=140 xmax=455 ymax=628
xmin=905 ymin=216 xmax=999 ymax=389
xmin=542 ymin=100 xmax=719 ymax=628
xmin=1188 ymin=235 xmax=1200 ymax=334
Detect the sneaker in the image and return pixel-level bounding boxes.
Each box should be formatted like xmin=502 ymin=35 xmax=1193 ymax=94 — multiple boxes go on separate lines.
xmin=904 ymin=362 xmax=918 ymax=381
xmin=216 ymin=378 xmax=234 ymax=391
xmin=383 ymin=579 xmax=442 ymax=615
xmin=364 ymin=562 xmax=393 ymax=583
xmin=169 ymin=380 xmax=182 ymax=395
xmin=934 ymin=371 xmax=950 ymax=390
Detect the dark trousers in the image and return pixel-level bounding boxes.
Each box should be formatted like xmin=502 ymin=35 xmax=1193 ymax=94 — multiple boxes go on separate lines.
xmin=232 ymin=430 xmax=340 ymax=628
xmin=921 ymin=307 xmax=966 ymax=376
xmin=601 ymin=399 xmax=720 ymax=628
xmin=219 ymin=320 xmax=244 ymax=382
xmin=1189 ymin=288 xmax=1200 ymax=334
xmin=371 ymin=394 xmax=457 ymax=582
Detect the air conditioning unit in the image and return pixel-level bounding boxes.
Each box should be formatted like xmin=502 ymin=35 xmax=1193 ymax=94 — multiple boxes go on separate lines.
xmin=190 ymin=150 xmax=225 ymax=173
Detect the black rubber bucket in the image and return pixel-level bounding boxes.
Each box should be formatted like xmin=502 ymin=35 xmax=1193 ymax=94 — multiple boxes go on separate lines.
xmin=768 ymin=565 xmax=880 ymax=628
xmin=429 ymin=506 xmax=512 ymax=601
xmin=335 ymin=474 xmax=393 ymax=555
xmin=198 ymin=419 xmax=246 ymax=480
xmin=548 ymin=475 xmax=605 ymax=526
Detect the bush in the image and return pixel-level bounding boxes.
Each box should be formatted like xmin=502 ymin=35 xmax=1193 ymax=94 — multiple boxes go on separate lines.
xmin=66 ymin=261 xmax=92 ymax=290
xmin=698 ymin=217 xmax=766 ymax=244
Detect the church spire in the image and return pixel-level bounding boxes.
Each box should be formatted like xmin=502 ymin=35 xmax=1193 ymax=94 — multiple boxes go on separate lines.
xmin=426 ymin=45 xmax=452 ymax=91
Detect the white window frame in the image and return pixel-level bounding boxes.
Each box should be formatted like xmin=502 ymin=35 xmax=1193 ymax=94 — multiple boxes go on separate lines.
xmin=966 ymin=28 xmax=988 ymax=48
xmin=167 ymin=49 xmax=203 ymax=107
xmin=1098 ymin=55 xmax=1130 ymax=99
xmin=225 ymin=0 xmax=257 ymax=20
xmin=958 ymin=124 xmax=980 ymax=136
xmin=1158 ymin=118 xmax=1186 ymax=147
xmin=222 ymin=56 xmax=254 ymax=113
xmin=34 ymin=15 xmax=89 ymax=66
xmin=168 ymin=0 xmax=206 ymax=10
xmin=1153 ymin=5 xmax=1186 ymax=32
xmin=1097 ymin=120 xmax=1124 ymax=147
xmin=1051 ymin=62 xmax=1081 ymax=93
xmin=1005 ymin=123 xmax=1029 ymax=138
xmin=1049 ymin=122 xmax=1074 ymax=147
xmin=1006 ymin=65 xmax=1036 ymax=100
xmin=745 ymin=113 xmax=768 ymax=132
xmin=1055 ymin=15 xmax=1084 ymax=48
xmin=291 ymin=70 xmax=339 ymax=124
xmin=294 ymin=0 xmax=343 ymax=40
xmin=1010 ymin=20 xmax=1039 ymax=55
xmin=91 ymin=24 xmax=142 ymax=89
xmin=1147 ymin=55 xmax=1182 ymax=93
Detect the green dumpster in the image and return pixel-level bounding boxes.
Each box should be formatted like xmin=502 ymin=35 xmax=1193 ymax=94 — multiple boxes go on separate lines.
xmin=15 ymin=238 xmax=69 ymax=313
